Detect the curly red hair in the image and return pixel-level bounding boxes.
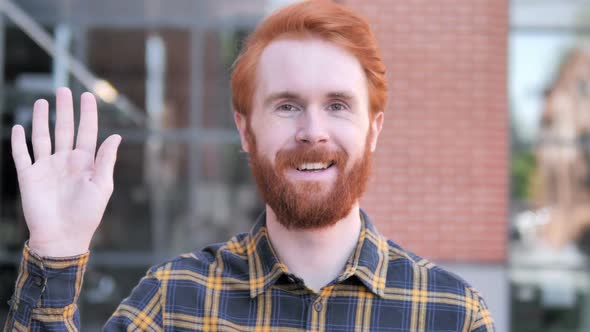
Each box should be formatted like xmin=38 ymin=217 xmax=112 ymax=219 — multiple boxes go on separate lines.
xmin=231 ymin=0 xmax=387 ymax=118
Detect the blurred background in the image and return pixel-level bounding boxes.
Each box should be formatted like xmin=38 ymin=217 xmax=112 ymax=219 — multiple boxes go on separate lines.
xmin=0 ymin=0 xmax=589 ymax=331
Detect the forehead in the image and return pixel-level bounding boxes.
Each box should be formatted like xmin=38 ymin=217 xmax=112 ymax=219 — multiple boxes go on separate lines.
xmin=256 ymin=37 xmax=367 ymax=100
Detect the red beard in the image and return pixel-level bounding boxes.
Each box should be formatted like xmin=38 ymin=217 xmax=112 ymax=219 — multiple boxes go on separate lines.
xmin=246 ymin=127 xmax=373 ymax=230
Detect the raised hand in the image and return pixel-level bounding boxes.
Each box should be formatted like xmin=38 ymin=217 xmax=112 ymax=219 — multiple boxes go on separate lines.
xmin=11 ymin=87 xmax=121 ymax=257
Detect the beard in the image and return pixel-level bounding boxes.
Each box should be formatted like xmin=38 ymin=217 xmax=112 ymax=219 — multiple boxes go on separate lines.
xmin=246 ymin=126 xmax=373 ymax=230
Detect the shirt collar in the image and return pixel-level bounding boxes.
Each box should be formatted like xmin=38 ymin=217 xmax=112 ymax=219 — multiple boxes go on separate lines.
xmin=339 ymin=209 xmax=391 ymax=297
xmin=246 ymin=211 xmax=290 ymax=298
xmin=246 ymin=209 xmax=391 ymax=298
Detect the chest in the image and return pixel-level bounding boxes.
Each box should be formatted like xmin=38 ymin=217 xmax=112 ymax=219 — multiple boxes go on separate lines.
xmin=161 ymin=283 xmax=471 ymax=332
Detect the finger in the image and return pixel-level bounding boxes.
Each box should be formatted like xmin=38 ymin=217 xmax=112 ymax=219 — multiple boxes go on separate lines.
xmin=76 ymin=92 xmax=98 ymax=156
xmin=32 ymin=99 xmax=51 ymax=161
xmin=92 ymin=135 xmax=122 ymax=191
xmin=11 ymin=125 xmax=32 ymax=172
xmin=55 ymin=87 xmax=75 ymax=152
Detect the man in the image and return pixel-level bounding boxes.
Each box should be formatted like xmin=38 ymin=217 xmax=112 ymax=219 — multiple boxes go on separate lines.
xmin=5 ymin=1 xmax=495 ymax=331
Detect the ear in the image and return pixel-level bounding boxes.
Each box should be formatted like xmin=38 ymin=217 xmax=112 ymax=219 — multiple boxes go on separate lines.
xmin=369 ymin=112 xmax=384 ymax=152
xmin=234 ymin=111 xmax=250 ymax=153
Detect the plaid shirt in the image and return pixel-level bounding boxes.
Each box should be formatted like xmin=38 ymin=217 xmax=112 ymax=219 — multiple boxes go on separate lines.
xmin=4 ymin=210 xmax=495 ymax=331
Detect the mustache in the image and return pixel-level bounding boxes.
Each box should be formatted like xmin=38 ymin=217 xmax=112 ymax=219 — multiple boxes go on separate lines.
xmin=275 ymin=146 xmax=348 ymax=171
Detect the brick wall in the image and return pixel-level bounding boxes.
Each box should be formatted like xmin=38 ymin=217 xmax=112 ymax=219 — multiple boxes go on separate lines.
xmin=345 ymin=0 xmax=509 ymax=262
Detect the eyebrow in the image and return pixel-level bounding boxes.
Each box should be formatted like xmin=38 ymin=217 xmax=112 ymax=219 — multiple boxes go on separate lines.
xmin=326 ymin=91 xmax=355 ymax=102
xmin=263 ymin=91 xmax=356 ymax=107
xmin=263 ymin=91 xmax=301 ymax=107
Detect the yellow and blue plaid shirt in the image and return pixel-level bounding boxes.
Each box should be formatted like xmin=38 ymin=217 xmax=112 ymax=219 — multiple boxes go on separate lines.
xmin=4 ymin=210 xmax=494 ymax=331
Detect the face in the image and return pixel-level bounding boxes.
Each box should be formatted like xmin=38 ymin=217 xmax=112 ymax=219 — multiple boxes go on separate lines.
xmin=235 ymin=37 xmax=384 ymax=229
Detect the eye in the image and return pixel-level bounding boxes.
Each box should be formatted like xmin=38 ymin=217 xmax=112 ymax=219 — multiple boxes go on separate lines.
xmin=277 ymin=104 xmax=299 ymax=112
xmin=328 ymin=103 xmax=347 ymax=112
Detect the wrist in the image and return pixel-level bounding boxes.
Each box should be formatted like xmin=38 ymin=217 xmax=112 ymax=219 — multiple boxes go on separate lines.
xmin=28 ymin=237 xmax=90 ymax=257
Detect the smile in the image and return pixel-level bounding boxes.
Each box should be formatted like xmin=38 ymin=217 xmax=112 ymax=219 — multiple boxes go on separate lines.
xmin=296 ymin=161 xmax=335 ymax=172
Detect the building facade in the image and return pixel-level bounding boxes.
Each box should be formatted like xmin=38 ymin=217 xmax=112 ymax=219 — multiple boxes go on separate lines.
xmin=0 ymin=0 xmax=509 ymax=330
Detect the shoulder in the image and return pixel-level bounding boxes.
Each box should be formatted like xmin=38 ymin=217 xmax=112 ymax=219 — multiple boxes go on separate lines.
xmin=384 ymin=238 xmax=488 ymax=304
xmin=119 ymin=233 xmax=252 ymax=321
xmin=146 ymin=232 xmax=251 ymax=281
xmin=382 ymin=239 xmax=494 ymax=330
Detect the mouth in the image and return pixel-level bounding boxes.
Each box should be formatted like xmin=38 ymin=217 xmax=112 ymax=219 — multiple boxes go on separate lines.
xmin=295 ymin=161 xmax=336 ymax=172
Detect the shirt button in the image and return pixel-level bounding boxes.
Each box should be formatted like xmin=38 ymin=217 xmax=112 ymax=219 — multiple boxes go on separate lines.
xmin=34 ymin=276 xmax=43 ymax=287
xmin=314 ymin=301 xmax=323 ymax=312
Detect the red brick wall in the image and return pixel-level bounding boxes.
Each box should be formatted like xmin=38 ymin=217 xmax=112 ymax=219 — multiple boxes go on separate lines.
xmin=346 ymin=0 xmax=509 ymax=262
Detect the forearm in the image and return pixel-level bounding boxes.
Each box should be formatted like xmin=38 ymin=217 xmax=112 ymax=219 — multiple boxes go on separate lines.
xmin=3 ymin=243 xmax=88 ymax=331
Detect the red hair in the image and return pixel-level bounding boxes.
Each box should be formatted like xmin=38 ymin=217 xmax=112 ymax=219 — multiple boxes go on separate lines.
xmin=231 ymin=0 xmax=387 ymax=118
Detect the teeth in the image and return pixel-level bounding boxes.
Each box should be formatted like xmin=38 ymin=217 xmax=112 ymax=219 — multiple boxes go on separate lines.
xmin=298 ymin=162 xmax=330 ymax=171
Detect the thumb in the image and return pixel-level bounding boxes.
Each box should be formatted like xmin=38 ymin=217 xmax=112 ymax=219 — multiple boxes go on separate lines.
xmin=92 ymin=134 xmax=122 ymax=192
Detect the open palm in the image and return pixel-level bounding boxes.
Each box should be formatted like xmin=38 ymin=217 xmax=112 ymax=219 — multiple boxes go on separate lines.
xmin=11 ymin=88 xmax=121 ymax=257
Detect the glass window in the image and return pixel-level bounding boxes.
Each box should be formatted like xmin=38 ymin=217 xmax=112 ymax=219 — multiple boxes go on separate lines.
xmin=0 ymin=1 xmax=266 ymax=327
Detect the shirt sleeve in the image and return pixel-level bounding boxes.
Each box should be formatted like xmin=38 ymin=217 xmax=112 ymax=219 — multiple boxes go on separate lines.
xmin=470 ymin=291 xmax=496 ymax=332
xmin=3 ymin=243 xmax=89 ymax=332
xmin=103 ymin=268 xmax=163 ymax=331
xmin=3 ymin=244 xmax=165 ymax=332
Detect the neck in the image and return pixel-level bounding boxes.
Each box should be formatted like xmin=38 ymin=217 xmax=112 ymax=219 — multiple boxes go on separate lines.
xmin=265 ymin=203 xmax=362 ymax=293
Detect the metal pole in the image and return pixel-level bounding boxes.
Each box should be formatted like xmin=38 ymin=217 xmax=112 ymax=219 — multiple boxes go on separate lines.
xmin=53 ymin=23 xmax=71 ymax=90
xmin=0 ymin=4 xmax=5 ymax=224
xmin=187 ymin=1 xmax=209 ymax=243
xmin=145 ymin=33 xmax=168 ymax=259
xmin=189 ymin=25 xmax=205 ymax=243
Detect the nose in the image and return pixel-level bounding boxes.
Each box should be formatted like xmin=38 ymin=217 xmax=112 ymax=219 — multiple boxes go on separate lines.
xmin=295 ymin=108 xmax=329 ymax=145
